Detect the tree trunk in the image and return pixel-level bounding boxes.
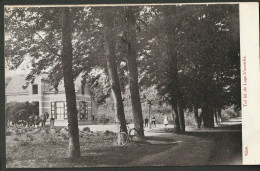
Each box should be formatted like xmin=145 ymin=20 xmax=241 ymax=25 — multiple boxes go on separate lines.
xmin=178 ymin=103 xmax=185 ymax=132
xmin=202 ymin=102 xmax=214 ymax=128
xmin=125 ymin=7 xmax=144 ymax=139
xmin=202 ymin=105 xmax=208 ymax=128
xmin=169 ymin=58 xmax=181 ymax=133
xmin=217 ymin=107 xmax=222 ymax=123
xmin=61 ymin=8 xmax=80 ymax=158
xmin=102 ymin=8 xmax=127 ymax=133
xmin=164 ymin=6 xmax=184 ymax=133
xmin=168 ymin=33 xmax=182 ymax=133
xmin=171 ymin=105 xmax=180 ymax=133
xmin=194 ymin=105 xmax=200 ymax=128
xmin=214 ymin=108 xmax=218 ymax=125
xmin=208 ymin=104 xmax=214 ymax=128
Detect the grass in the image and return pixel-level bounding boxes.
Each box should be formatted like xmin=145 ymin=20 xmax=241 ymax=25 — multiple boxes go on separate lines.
xmin=6 ymin=117 xmax=242 ymax=167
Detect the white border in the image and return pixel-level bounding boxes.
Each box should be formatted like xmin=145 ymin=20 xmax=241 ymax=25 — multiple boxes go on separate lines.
xmin=240 ymin=2 xmax=260 ymax=165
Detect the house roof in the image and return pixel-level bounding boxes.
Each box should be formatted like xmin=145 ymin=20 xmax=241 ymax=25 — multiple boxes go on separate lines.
xmin=43 ymin=74 xmax=82 ymax=92
xmin=5 ymin=76 xmax=12 ymax=88
xmin=5 ymin=75 xmax=29 ymax=94
xmin=6 ymin=73 xmax=85 ymax=94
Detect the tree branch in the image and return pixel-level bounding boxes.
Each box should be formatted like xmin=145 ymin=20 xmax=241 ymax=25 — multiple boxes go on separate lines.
xmin=36 ymin=32 xmax=62 ymax=58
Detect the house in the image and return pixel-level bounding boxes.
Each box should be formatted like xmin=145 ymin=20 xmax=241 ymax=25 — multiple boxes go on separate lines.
xmin=5 ymin=73 xmax=97 ymax=122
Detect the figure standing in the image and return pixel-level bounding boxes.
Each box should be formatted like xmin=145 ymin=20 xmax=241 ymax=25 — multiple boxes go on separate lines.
xmin=151 ymin=116 xmax=156 ymax=127
xmin=144 ymin=117 xmax=149 ymax=127
xmin=164 ymin=116 xmax=169 ymax=127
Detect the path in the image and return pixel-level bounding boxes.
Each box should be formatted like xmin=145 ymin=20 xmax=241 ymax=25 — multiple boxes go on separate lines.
xmin=128 ymin=117 xmax=242 ymax=166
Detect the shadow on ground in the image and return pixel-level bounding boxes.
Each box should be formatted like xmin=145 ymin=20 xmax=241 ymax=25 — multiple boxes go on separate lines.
xmin=183 ymin=122 xmax=242 ymax=165
xmin=55 ymin=136 xmax=178 ymax=167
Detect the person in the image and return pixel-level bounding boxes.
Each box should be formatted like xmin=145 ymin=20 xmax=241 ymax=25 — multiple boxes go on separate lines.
xmin=151 ymin=116 xmax=156 ymax=127
xmin=144 ymin=117 xmax=149 ymax=127
xmin=164 ymin=116 xmax=169 ymax=127
xmin=41 ymin=112 xmax=49 ymax=127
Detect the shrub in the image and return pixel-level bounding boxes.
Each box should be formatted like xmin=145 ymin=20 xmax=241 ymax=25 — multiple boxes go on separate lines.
xmin=13 ymin=137 xmax=20 ymax=141
xmin=6 ymin=131 xmax=12 ymax=136
xmin=184 ymin=111 xmax=197 ymax=127
xmin=97 ymin=114 xmax=111 ymax=124
xmin=103 ymin=130 xmax=115 ymax=136
xmin=82 ymin=127 xmax=91 ymax=132
xmin=6 ymin=101 xmax=38 ymax=122
xmin=26 ymin=134 xmax=34 ymax=141
xmin=222 ymin=106 xmax=240 ymax=121
xmin=61 ymin=133 xmax=69 ymax=140
xmin=20 ymin=140 xmax=30 ymax=146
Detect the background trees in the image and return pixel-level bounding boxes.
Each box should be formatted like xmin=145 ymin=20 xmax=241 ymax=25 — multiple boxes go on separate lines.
xmin=136 ymin=4 xmax=240 ymax=129
xmin=5 ymin=4 xmax=240 ymax=147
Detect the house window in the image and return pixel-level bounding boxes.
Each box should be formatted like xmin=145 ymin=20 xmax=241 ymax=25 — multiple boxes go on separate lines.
xmin=81 ymin=85 xmax=85 ymax=94
xmin=56 ymin=102 xmax=65 ymax=119
xmin=51 ymin=101 xmax=67 ymax=119
xmin=79 ymin=101 xmax=88 ymax=120
xmin=64 ymin=102 xmax=67 ymax=119
xmin=32 ymin=84 xmax=38 ymax=94
xmin=85 ymin=102 xmax=88 ymax=118
xmin=51 ymin=102 xmax=56 ymax=119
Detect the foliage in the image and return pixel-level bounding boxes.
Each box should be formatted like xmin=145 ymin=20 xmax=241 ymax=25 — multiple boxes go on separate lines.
xmin=6 ymin=101 xmax=38 ymax=122
xmin=5 ymin=4 xmax=240 ymax=130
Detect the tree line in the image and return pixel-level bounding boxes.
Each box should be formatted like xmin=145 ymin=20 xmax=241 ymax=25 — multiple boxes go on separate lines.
xmin=5 ymin=4 xmax=240 ymax=158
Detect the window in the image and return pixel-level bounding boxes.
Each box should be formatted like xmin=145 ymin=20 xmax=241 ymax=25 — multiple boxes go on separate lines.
xmin=79 ymin=101 xmax=88 ymax=120
xmin=51 ymin=102 xmax=55 ymax=119
xmin=64 ymin=102 xmax=67 ymax=119
xmin=56 ymin=102 xmax=65 ymax=119
xmin=85 ymin=102 xmax=88 ymax=119
xmin=81 ymin=85 xmax=85 ymax=94
xmin=32 ymin=84 xmax=38 ymax=94
xmin=51 ymin=101 xmax=67 ymax=119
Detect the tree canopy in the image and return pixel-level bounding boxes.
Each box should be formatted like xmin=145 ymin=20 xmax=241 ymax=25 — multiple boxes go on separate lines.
xmin=5 ymin=4 xmax=240 ymax=135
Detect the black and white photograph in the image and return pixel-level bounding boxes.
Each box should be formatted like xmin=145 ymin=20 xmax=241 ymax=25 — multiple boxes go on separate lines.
xmin=3 ymin=2 xmax=260 ymax=168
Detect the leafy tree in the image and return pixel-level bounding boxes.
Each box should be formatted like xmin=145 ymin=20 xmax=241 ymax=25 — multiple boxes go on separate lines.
xmin=101 ymin=7 xmax=127 ymax=133
xmin=61 ymin=8 xmax=80 ymax=157
xmin=136 ymin=4 xmax=240 ymax=129
xmin=123 ymin=6 xmax=145 ymax=139
xmin=5 ymin=7 xmax=83 ymax=158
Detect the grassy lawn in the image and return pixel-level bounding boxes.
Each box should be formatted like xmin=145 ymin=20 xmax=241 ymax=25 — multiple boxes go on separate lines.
xmin=6 ymin=127 xmax=177 ymax=168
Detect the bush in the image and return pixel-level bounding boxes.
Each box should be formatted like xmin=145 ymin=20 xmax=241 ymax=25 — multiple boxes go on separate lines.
xmin=97 ymin=114 xmax=111 ymax=124
xmin=82 ymin=127 xmax=91 ymax=132
xmin=6 ymin=131 xmax=12 ymax=136
xmin=222 ymin=106 xmax=240 ymax=121
xmin=20 ymin=140 xmax=30 ymax=146
xmin=6 ymin=101 xmax=38 ymax=122
xmin=61 ymin=133 xmax=69 ymax=140
xmin=184 ymin=111 xmax=197 ymax=127
xmin=103 ymin=130 xmax=115 ymax=136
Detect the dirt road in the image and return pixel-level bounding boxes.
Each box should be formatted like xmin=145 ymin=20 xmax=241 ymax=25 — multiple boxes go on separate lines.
xmin=129 ymin=118 xmax=242 ymax=166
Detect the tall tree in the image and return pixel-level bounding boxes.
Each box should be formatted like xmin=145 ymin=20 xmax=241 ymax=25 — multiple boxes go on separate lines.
xmin=124 ymin=6 xmax=144 ymax=139
xmin=163 ymin=6 xmax=185 ymax=132
xmin=61 ymin=8 xmax=80 ymax=157
xmin=5 ymin=7 xmax=84 ymax=158
xmin=101 ymin=7 xmax=127 ymax=133
xmin=136 ymin=4 xmax=240 ymax=129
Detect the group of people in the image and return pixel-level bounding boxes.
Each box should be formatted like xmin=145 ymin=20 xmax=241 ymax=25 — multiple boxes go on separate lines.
xmin=144 ymin=116 xmax=169 ymax=128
